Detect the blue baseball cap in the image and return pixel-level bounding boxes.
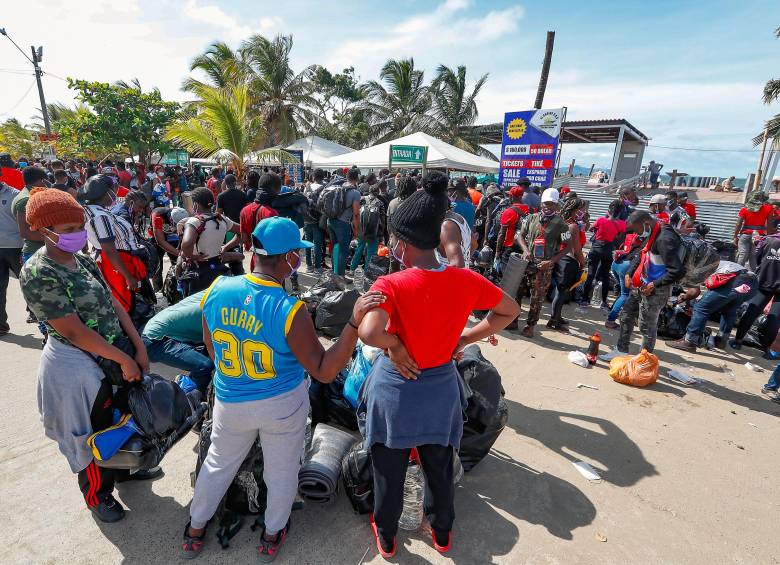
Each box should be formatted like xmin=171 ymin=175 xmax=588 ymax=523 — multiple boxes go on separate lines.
xmin=251 ymin=217 xmax=313 ymax=255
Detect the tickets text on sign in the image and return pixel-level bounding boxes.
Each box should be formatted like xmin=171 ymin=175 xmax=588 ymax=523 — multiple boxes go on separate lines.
xmin=498 ymin=108 xmax=563 ymax=188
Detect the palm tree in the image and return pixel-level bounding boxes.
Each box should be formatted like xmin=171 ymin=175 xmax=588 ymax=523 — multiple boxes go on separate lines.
xmin=429 ymin=64 xmax=489 ymax=155
xmin=164 ymin=83 xmax=292 ymax=176
xmin=182 ymin=42 xmax=248 ymax=94
xmin=239 ymin=34 xmax=320 ymax=146
xmin=754 ymin=26 xmax=780 ymax=145
xmin=362 ymin=58 xmax=432 ymax=143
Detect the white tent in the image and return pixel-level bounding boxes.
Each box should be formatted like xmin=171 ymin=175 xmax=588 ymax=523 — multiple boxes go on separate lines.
xmin=285 ymin=135 xmax=354 ymax=168
xmin=317 ymin=132 xmax=499 ymax=173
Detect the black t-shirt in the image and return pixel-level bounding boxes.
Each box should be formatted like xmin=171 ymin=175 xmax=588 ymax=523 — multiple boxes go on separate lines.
xmin=217 ymin=188 xmax=249 ymax=224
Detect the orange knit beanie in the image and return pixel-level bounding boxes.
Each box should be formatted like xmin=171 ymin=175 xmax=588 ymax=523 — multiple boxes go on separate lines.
xmin=25 ymin=187 xmax=85 ymax=230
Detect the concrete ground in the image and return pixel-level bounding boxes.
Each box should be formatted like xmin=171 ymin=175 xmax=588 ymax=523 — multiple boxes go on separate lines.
xmin=1 ymin=270 xmax=779 ymax=565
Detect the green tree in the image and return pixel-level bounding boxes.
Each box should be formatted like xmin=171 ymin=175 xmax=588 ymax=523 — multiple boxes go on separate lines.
xmin=165 ymin=83 xmax=293 ymax=177
xmin=362 ymin=58 xmax=432 ymax=143
xmin=429 ymin=64 xmax=491 ymax=156
xmin=754 ymin=26 xmax=780 ymax=145
xmin=59 ymin=79 xmax=179 ymax=165
xmin=312 ymin=66 xmax=369 ymax=148
xmin=0 ymin=119 xmax=41 ymax=158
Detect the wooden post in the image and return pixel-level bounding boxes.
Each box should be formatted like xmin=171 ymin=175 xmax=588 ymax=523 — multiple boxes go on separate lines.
xmin=588 ymin=163 xmax=595 ymax=178
xmin=567 ymin=158 xmax=575 ymax=176
xmin=388 ymin=145 xmax=393 ymax=172
xmin=534 ymin=31 xmax=556 ymax=109
xmin=756 ymin=126 xmax=770 ymax=191
xmin=421 ymin=147 xmax=428 ymax=178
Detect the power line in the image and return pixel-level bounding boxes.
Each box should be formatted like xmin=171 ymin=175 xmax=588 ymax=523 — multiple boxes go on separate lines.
xmin=42 ymin=70 xmax=68 ymax=82
xmin=648 ymin=144 xmax=763 ymax=153
xmin=0 ymin=79 xmax=37 ymax=117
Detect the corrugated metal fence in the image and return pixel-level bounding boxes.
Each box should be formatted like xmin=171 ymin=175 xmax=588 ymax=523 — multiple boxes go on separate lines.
xmin=575 ymin=191 xmax=741 ymax=243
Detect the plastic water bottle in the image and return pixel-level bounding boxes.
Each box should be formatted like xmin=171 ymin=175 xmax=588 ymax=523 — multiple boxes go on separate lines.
xmin=353 ymin=266 xmax=366 ymax=293
xmin=398 ymin=462 xmax=424 ymax=531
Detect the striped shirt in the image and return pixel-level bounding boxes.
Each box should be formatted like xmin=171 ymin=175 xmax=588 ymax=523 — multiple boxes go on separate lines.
xmin=84 ymin=204 xmax=139 ymax=252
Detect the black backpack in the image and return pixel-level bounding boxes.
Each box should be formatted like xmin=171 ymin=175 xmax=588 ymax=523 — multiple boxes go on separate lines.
xmin=320 ymin=184 xmax=349 ymax=220
xmin=359 ymin=196 xmax=384 ymax=240
xmin=341 ymin=440 xmax=374 ymax=514
xmin=487 ymin=196 xmax=512 ymax=242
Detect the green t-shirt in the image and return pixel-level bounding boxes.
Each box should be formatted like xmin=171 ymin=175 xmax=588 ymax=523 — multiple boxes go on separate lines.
xmin=521 ymin=213 xmax=571 ymax=260
xmin=142 ymin=290 xmax=206 ymax=344
xmin=20 ymin=250 xmax=122 ymax=345
xmin=11 ymin=187 xmax=44 ymax=256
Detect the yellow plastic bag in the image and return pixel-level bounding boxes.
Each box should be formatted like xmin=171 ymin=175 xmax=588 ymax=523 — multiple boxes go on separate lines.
xmin=608 ymin=349 xmax=658 ymax=387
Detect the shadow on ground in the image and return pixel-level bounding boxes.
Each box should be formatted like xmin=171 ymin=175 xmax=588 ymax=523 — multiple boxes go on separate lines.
xmin=392 ymin=451 xmax=597 ymax=564
xmin=0 ymin=331 xmax=43 ymax=351
xmin=505 ymin=399 xmax=657 ymax=488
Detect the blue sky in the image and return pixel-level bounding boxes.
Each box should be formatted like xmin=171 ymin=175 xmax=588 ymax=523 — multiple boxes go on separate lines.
xmin=1 ymin=0 xmax=778 ymax=176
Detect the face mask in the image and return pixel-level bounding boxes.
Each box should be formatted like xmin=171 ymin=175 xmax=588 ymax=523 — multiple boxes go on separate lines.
xmin=542 ymin=208 xmax=556 ymax=218
xmin=575 ymin=210 xmax=586 ymax=221
xmin=622 ymin=199 xmax=633 ymax=206
xmin=45 ymin=229 xmax=88 ymax=254
xmin=107 ymin=191 xmax=117 ymax=208
xmin=639 ymin=224 xmax=651 ymax=239
xmin=286 ymin=252 xmax=301 ymax=277
xmin=391 ymin=240 xmax=406 ymax=266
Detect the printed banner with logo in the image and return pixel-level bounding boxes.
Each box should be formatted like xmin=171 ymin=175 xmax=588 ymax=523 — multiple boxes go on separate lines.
xmin=497 ymin=108 xmax=563 ymax=188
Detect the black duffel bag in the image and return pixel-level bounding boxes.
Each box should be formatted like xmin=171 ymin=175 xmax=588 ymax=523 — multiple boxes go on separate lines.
xmin=341 ymin=440 xmax=373 ymax=514
xmin=459 ymin=398 xmax=509 ymax=472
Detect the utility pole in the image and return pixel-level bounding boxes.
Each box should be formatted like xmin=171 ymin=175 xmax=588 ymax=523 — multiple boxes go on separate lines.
xmin=0 ymin=28 xmax=51 ymax=134
xmin=534 ymin=31 xmax=555 ymax=109
xmin=755 ymin=125 xmax=769 ymax=192
xmin=31 ymin=45 xmax=51 ymax=135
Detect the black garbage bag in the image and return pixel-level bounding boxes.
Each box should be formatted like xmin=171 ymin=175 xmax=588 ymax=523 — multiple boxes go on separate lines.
xmin=459 ymin=398 xmax=509 ymax=472
xmin=657 ymin=306 xmax=691 ymax=340
xmin=341 ymin=440 xmax=374 ymax=514
xmin=365 ymin=255 xmax=390 ymax=283
xmin=457 ymin=344 xmax=504 ymax=428
xmin=128 ymin=373 xmax=194 ymax=439
xmin=315 ymin=289 xmax=360 ymax=336
xmin=309 ymin=375 xmax=359 ymax=431
xmin=300 ymin=271 xmax=348 ymax=312
xmin=743 ymin=314 xmax=769 ymax=350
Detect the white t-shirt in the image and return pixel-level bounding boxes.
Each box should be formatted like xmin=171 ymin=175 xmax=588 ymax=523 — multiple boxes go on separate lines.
xmin=185 ymin=215 xmax=235 ymax=259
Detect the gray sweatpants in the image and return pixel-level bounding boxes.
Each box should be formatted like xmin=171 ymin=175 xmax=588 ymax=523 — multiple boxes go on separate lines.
xmin=617 ymin=286 xmax=672 ymax=353
xmin=736 ymin=233 xmax=757 ymax=272
xmin=190 ymin=380 xmax=309 ymax=533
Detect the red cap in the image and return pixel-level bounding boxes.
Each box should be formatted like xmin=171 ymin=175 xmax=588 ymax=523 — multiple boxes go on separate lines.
xmin=560 ymin=186 xmax=571 ymax=195
xmin=509 ymin=186 xmax=524 ymax=197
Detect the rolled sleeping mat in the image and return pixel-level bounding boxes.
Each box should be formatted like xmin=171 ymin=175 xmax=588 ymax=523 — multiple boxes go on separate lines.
xmin=298 ymin=423 xmax=358 ymax=504
xmin=500 ymin=253 xmax=528 ymax=298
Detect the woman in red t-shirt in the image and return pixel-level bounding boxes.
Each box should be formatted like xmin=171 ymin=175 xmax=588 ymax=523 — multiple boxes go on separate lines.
xmin=582 ymin=199 xmax=626 ymax=309
xmin=734 ymin=191 xmax=774 ymax=271
xmin=358 ymin=171 xmax=519 ymax=558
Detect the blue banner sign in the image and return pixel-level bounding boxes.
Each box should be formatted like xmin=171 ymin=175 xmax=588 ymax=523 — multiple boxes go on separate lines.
xmin=498 ymin=108 xmax=563 ymax=188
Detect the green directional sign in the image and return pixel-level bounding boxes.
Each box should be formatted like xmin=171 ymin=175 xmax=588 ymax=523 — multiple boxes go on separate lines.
xmin=390 ymin=144 xmax=427 ymax=164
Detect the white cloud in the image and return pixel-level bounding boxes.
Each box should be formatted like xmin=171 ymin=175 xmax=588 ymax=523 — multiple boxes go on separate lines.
xmin=183 ymin=0 xmax=282 ymax=41
xmin=326 ymin=1 xmax=524 ymax=72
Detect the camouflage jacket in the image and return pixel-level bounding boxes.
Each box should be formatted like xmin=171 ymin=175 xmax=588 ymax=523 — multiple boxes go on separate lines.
xmin=20 ymin=249 xmax=122 ymax=346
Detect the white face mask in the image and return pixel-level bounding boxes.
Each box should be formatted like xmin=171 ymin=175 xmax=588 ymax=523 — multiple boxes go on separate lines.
xmin=639 ymin=223 xmax=651 ymax=239
xmin=286 ymin=251 xmax=301 ymax=277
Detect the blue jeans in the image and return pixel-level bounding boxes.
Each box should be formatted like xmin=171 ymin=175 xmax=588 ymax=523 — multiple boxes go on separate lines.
xmin=350 ymin=239 xmax=379 ymax=271
xmin=303 ymin=223 xmax=325 ymax=269
xmin=142 ymin=336 xmax=213 ymax=392
xmin=607 ymin=260 xmax=631 ymax=322
xmin=685 ymin=277 xmax=758 ymax=343
xmin=766 ymin=364 xmax=780 ymax=391
xmin=327 ymin=218 xmax=352 ymax=276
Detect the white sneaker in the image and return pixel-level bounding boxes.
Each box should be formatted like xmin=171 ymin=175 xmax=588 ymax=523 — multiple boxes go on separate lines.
xmin=599 ymin=348 xmax=627 ymax=362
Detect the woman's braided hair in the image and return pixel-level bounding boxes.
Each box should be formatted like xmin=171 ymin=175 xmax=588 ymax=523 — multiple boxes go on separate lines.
xmin=560 ymin=196 xmax=585 ymax=221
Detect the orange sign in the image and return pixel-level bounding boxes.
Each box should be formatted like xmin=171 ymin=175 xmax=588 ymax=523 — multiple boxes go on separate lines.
xmin=38 ymin=133 xmax=59 ymax=142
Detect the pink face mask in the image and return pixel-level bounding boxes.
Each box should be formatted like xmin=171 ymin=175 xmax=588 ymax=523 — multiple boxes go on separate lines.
xmin=45 ymin=229 xmax=88 ymax=254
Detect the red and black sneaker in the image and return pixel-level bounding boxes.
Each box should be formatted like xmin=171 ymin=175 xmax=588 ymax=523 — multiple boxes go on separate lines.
xmin=431 ymin=528 xmax=452 ymax=554
xmin=181 ymin=522 xmax=207 ymax=560
xmin=370 ymin=514 xmax=396 ymax=559
xmin=257 ymin=520 xmax=290 ymax=563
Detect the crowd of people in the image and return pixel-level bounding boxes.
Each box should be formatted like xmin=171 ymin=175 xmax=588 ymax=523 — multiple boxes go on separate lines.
xmin=1 ymin=150 xmax=780 ymax=561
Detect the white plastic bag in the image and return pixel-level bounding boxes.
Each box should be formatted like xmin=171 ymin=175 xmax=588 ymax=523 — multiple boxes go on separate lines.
xmin=568 ymin=350 xmax=589 ymax=368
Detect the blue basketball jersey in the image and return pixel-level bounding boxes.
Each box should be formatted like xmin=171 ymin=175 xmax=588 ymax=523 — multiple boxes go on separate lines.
xmin=201 ymin=274 xmax=305 ymax=402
